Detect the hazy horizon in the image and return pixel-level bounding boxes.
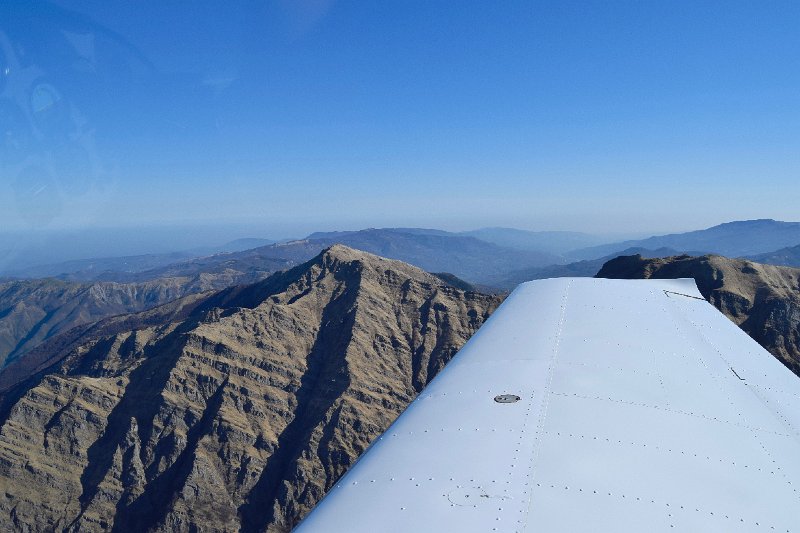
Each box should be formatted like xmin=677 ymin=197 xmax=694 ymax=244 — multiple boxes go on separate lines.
xmin=2 ymin=1 xmax=799 ymax=252
xmin=0 ymin=220 xmax=659 ymax=273
xmin=1 ymin=217 xmax=798 ymax=275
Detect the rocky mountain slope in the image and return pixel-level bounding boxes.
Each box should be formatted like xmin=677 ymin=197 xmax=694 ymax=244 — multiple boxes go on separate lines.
xmin=597 ymin=254 xmax=800 ymax=376
xmin=0 ymin=245 xmax=503 ymax=532
xmin=0 ymin=267 xmax=292 ymax=371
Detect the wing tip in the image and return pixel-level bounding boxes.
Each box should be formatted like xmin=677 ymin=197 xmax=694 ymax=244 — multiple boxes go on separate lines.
xmin=514 ymin=277 xmax=703 ymax=299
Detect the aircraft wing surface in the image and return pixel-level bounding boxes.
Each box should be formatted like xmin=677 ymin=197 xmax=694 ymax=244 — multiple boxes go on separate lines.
xmin=295 ymin=278 xmax=800 ymax=532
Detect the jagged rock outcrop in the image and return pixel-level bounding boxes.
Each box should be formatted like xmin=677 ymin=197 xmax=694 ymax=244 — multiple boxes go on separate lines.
xmin=0 ymin=245 xmax=503 ymax=532
xmin=597 ymin=254 xmax=800 ymax=376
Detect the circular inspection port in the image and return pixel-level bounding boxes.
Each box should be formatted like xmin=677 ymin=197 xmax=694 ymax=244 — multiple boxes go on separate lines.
xmin=494 ymin=394 xmax=521 ymax=404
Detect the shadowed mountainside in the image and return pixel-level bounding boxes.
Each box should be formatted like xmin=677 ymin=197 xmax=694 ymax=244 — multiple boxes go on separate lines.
xmin=597 ymin=254 xmax=800 ymax=376
xmin=0 ymin=245 xmax=503 ymax=532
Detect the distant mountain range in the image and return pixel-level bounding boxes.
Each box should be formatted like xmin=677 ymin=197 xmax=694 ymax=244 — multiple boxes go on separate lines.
xmin=484 ymin=247 xmax=685 ymax=289
xmin=12 ymin=252 xmax=200 ymax=281
xmin=5 ymin=227 xmax=604 ymax=282
xmin=3 ymin=238 xmax=278 ymax=281
xmin=568 ymin=219 xmax=800 ymax=260
xmin=9 ymin=219 xmax=800 ymax=289
xmin=288 ymin=228 xmax=563 ymax=282
xmin=458 ymin=227 xmax=607 ymax=254
xmin=746 ymin=244 xmax=800 ymax=268
xmin=0 ymin=269 xmax=287 ymax=371
xmin=2 ymin=219 xmax=800 ymax=373
xmin=310 ymin=227 xmax=607 ymax=255
xmin=14 ymin=228 xmax=563 ymax=287
xmin=307 ymin=226 xmax=606 ymax=254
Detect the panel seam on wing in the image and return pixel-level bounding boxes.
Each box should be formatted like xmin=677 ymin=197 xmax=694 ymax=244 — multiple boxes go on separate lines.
xmin=519 ymin=279 xmax=572 ymax=531
xmin=545 ymin=430 xmax=795 ymax=488
xmin=531 ymin=482 xmax=793 ymax=532
xmin=549 ymin=391 xmax=790 ymax=436
xmin=665 ymin=295 xmax=800 ymax=506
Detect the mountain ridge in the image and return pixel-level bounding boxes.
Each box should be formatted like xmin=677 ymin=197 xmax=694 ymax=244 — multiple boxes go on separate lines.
xmin=71 ymin=229 xmax=562 ymax=287
xmin=570 ymin=219 xmax=800 ymax=260
xmin=484 ymin=247 xmax=684 ymax=289
xmin=0 ymin=245 xmax=504 ymax=532
xmin=8 ymin=220 xmax=800 ymax=288
xmin=746 ymin=244 xmax=800 ymax=268
xmin=0 ymin=269 xmax=284 ymax=371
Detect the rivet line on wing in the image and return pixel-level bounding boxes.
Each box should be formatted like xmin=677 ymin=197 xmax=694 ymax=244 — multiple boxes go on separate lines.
xmin=549 ymin=391 xmax=790 ymax=436
xmin=668 ymin=297 xmax=800 ymax=498
xmin=545 ymin=430 xmax=796 ymax=493
xmin=519 ymin=279 xmax=572 ymax=532
xmin=533 ymin=482 xmax=791 ymax=532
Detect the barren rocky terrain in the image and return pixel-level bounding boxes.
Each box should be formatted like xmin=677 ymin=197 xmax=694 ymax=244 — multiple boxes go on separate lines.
xmin=0 ymin=246 xmax=502 ymax=532
xmin=0 ymin=267 xmax=294 ymax=371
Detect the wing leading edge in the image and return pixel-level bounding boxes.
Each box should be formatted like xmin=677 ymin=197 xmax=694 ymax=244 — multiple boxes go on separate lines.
xmin=296 ymin=278 xmax=800 ymax=532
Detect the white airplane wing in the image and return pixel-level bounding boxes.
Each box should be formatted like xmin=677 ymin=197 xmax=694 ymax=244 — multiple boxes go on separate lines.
xmin=295 ymin=278 xmax=800 ymax=532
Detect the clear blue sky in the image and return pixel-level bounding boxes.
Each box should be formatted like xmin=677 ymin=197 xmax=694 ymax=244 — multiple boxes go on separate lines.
xmin=1 ymin=0 xmax=798 ymax=239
